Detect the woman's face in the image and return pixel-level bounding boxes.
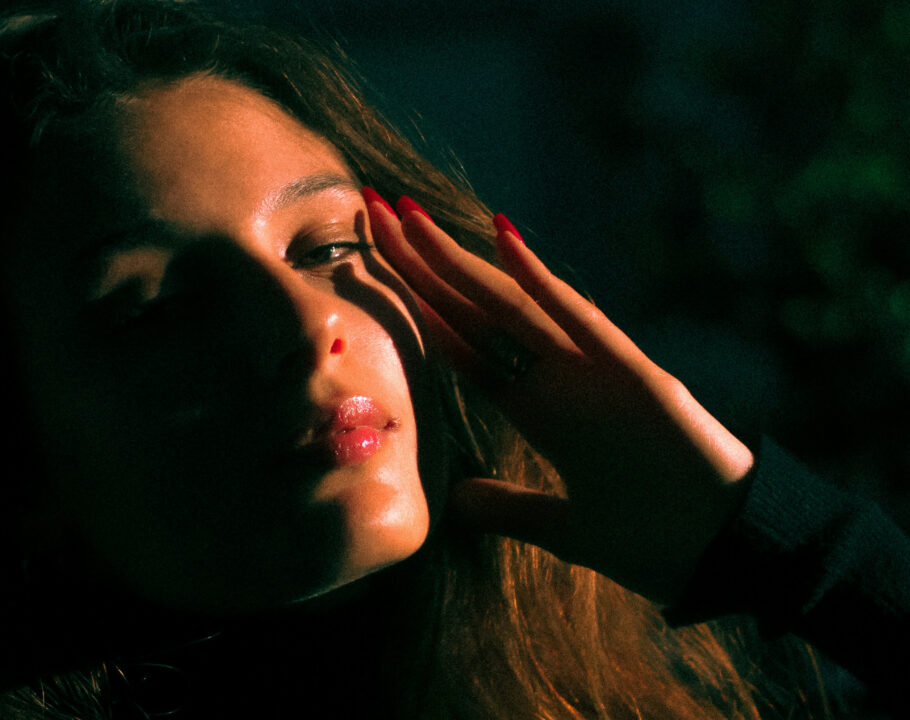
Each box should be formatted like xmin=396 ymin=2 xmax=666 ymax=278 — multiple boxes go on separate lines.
xmin=7 ymin=75 xmax=445 ymax=611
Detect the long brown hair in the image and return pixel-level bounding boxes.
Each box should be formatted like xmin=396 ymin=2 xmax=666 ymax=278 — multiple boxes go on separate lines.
xmin=0 ymin=2 xmax=826 ymax=717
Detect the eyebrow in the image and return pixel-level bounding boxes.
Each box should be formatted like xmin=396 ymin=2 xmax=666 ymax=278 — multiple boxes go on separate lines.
xmin=258 ymin=173 xmax=361 ymax=215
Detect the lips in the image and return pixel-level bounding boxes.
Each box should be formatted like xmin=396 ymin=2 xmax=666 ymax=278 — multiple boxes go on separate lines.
xmin=292 ymin=396 xmax=399 ymax=468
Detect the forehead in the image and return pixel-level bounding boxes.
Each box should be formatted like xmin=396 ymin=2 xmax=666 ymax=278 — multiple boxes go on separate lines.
xmin=115 ymin=74 xmax=353 ymax=234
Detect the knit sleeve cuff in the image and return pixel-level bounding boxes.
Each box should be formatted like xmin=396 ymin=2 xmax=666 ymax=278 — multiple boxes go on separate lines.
xmin=662 ymin=436 xmax=854 ymax=633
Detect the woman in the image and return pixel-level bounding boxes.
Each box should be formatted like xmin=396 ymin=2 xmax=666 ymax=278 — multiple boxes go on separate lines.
xmin=0 ymin=1 xmax=905 ymax=718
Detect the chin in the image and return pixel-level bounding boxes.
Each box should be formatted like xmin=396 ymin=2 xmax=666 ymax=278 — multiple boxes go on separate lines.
xmin=338 ymin=477 xmax=432 ymax=578
xmin=284 ymin=500 xmax=430 ymax=608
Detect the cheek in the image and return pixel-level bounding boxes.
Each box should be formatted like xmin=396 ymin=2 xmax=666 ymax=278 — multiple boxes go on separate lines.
xmin=374 ymin=290 xmax=453 ymax=518
xmin=411 ymin=362 xmax=452 ymax=527
xmin=346 ymin=289 xmax=450 ymax=520
xmin=347 ymin=254 xmax=426 ymax=355
xmin=392 ymin=294 xmax=425 ymax=357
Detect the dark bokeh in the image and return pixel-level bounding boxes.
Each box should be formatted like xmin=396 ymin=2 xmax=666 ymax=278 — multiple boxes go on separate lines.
xmin=221 ymin=0 xmax=910 ymax=530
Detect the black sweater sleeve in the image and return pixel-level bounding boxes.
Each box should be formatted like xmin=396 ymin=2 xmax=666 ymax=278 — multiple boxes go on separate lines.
xmin=664 ymin=438 xmax=910 ymax=703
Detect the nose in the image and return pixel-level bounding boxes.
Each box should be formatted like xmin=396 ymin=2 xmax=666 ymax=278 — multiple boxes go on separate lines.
xmin=168 ymin=238 xmax=346 ymax=386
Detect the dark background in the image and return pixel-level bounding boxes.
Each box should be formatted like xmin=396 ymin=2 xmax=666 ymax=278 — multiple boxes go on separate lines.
xmin=224 ymin=0 xmax=910 ymax=529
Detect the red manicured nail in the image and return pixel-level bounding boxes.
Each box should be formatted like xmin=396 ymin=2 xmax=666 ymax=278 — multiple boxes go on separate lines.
xmin=330 ymin=338 xmax=344 ymax=354
xmin=396 ymin=196 xmax=434 ymax=224
xmin=493 ymin=213 xmax=524 ymax=244
xmin=362 ymin=186 xmax=397 ymax=216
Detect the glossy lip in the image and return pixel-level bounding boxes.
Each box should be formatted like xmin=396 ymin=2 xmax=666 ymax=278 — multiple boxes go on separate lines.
xmin=288 ymin=395 xmax=400 ymax=469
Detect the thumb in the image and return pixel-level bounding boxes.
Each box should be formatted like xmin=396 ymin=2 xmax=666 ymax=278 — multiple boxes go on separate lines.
xmin=448 ymin=478 xmax=570 ymax=553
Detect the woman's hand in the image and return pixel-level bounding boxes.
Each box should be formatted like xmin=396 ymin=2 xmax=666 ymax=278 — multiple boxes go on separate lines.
xmin=365 ymin=190 xmax=754 ymax=604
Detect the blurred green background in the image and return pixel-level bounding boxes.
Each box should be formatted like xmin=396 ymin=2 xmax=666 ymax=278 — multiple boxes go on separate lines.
xmin=230 ymin=0 xmax=910 ymax=530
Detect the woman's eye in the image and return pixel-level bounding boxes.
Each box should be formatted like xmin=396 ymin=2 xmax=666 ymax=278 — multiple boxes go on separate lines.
xmin=287 ymin=241 xmax=373 ymax=270
xmin=82 ymin=284 xmax=193 ymax=337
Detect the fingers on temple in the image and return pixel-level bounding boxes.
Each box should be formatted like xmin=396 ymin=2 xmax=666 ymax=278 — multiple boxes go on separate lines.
xmin=396 ymin=210 xmax=577 ymax=355
xmin=367 ymin=198 xmax=530 ymax=385
xmin=494 ymin=228 xmax=648 ymax=368
xmin=367 ymin=198 xmax=489 ymax=341
xmin=367 ymin=192 xmax=644 ymax=371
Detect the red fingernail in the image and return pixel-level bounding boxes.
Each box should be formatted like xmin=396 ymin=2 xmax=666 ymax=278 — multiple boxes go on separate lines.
xmin=396 ymin=196 xmax=434 ymax=224
xmin=330 ymin=338 xmax=344 ymax=354
xmin=493 ymin=213 xmax=524 ymax=244
xmin=362 ymin=186 xmax=397 ymax=216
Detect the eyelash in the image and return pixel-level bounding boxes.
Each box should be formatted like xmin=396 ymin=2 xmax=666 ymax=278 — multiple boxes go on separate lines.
xmin=83 ymin=283 xmax=192 ymax=338
xmin=286 ymin=240 xmax=374 ymax=270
